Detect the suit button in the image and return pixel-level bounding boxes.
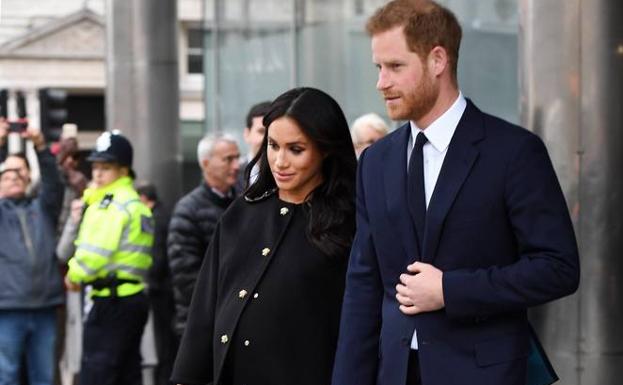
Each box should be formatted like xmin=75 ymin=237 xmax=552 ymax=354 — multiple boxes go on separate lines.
xmin=244 ymin=340 xmax=250 ymax=346
xmin=262 ymin=247 xmax=270 ymax=256
xmin=280 ymin=207 xmax=289 ymax=215
xmin=253 ymin=292 xmax=259 ymax=299
xmin=238 ymin=289 xmax=248 ymax=299
xmin=220 ymin=334 xmax=229 ymax=344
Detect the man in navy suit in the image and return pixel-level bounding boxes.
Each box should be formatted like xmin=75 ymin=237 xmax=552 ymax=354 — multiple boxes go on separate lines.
xmin=332 ymin=1 xmax=580 ymax=384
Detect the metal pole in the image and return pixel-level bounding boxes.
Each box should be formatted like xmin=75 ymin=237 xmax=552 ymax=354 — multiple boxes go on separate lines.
xmin=576 ymin=0 xmax=623 ymax=383
xmin=107 ymin=0 xmax=181 ymax=210
xmin=106 ymin=0 xmax=135 ymax=139
xmin=290 ymin=0 xmax=301 ymax=88
xmin=520 ymin=0 xmax=623 ymax=383
xmin=211 ymin=0 xmax=222 ymax=134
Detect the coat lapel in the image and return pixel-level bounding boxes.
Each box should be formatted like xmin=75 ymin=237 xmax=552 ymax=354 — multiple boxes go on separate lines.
xmin=384 ymin=123 xmax=420 ymax=261
xmin=422 ymin=100 xmax=485 ymax=262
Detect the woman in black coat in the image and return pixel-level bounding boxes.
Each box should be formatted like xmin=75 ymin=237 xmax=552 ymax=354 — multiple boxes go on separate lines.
xmin=172 ymin=87 xmax=357 ymax=385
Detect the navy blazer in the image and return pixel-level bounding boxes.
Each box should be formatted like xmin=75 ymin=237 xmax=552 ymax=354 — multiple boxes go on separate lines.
xmin=332 ymin=100 xmax=579 ymax=385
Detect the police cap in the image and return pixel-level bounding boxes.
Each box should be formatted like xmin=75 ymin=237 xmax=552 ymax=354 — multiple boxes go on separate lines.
xmin=87 ymin=131 xmax=133 ymax=168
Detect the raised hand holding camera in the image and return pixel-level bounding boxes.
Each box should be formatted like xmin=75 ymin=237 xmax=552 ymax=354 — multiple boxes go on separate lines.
xmin=0 ymin=118 xmax=8 ymax=148
xmin=22 ymin=127 xmax=46 ymax=151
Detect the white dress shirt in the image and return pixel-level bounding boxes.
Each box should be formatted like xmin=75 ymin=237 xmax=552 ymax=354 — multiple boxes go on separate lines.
xmin=245 ymin=154 xmax=260 ymax=185
xmin=407 ymin=92 xmax=467 ymax=349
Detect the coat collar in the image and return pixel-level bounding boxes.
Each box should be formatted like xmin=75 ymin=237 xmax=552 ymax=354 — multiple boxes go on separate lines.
xmin=201 ymin=182 xmax=236 ymax=207
xmin=421 ymin=99 xmax=485 ymax=262
xmin=82 ymin=176 xmax=133 ymax=205
xmin=384 ymin=123 xmax=420 ymax=260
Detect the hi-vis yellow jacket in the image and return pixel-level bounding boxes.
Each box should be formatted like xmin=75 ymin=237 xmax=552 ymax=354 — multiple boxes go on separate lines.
xmin=67 ymin=176 xmax=153 ymax=297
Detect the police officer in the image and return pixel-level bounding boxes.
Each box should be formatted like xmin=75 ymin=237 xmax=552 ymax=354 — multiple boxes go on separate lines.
xmin=65 ymin=131 xmax=154 ymax=385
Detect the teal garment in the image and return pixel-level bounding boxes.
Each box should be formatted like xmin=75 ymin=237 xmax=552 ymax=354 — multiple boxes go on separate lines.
xmin=527 ymin=325 xmax=559 ymax=385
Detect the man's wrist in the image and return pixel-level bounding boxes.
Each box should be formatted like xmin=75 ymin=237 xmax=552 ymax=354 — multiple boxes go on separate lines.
xmin=35 ymin=142 xmax=48 ymax=152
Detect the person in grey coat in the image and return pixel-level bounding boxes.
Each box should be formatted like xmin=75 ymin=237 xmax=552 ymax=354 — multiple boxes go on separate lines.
xmin=0 ymin=124 xmax=65 ymax=385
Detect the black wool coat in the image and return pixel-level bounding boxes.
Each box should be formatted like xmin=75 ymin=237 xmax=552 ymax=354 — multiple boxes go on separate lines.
xmin=171 ymin=192 xmax=350 ymax=385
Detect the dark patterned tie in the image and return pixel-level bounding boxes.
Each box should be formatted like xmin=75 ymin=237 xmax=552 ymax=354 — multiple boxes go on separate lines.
xmin=408 ymin=132 xmax=428 ymax=248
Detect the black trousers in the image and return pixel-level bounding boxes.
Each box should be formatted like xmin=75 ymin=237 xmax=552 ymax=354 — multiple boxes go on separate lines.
xmin=79 ymin=292 xmax=149 ymax=385
xmin=406 ymin=350 xmax=422 ymax=385
xmin=149 ymin=291 xmax=178 ymax=385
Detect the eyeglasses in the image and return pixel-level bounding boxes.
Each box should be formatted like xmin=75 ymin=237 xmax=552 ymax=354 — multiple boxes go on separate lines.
xmin=0 ymin=170 xmax=24 ymax=183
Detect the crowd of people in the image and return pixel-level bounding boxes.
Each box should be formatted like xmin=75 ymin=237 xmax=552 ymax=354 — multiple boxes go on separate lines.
xmin=0 ymin=92 xmax=386 ymax=385
xmin=0 ymin=1 xmax=579 ymax=385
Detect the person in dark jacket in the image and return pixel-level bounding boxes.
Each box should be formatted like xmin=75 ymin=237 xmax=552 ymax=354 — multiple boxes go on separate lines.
xmin=171 ymin=87 xmax=357 ymax=385
xmin=167 ymin=134 xmax=240 ymax=337
xmin=0 ymin=124 xmax=65 ymax=385
xmin=237 ymin=101 xmax=271 ymax=190
xmin=137 ymin=182 xmax=177 ymax=385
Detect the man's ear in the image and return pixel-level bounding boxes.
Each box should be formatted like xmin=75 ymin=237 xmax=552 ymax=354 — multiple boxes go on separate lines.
xmin=201 ymin=157 xmax=210 ymax=171
xmin=428 ymin=46 xmax=449 ymax=78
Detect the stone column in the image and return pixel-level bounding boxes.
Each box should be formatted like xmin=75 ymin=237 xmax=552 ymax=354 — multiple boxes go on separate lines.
xmin=107 ymin=0 xmax=181 ymax=209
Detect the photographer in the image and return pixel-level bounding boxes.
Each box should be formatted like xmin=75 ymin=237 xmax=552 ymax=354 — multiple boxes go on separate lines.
xmin=0 ymin=117 xmax=41 ymax=196
xmin=0 ymin=119 xmax=65 ymax=385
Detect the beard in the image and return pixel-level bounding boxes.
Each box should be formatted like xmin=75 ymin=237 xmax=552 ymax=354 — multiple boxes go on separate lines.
xmin=385 ymin=71 xmax=440 ymax=122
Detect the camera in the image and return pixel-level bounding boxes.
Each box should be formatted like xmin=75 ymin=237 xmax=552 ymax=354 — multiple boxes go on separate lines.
xmin=6 ymin=119 xmax=28 ymax=154
xmin=8 ymin=121 xmax=27 ymax=133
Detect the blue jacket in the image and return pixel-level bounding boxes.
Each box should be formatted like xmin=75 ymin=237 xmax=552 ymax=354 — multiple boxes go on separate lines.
xmin=332 ymin=100 xmax=579 ymax=385
xmin=0 ymin=149 xmax=65 ymax=309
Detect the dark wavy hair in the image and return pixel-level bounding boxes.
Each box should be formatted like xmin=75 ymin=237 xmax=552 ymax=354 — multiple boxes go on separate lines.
xmin=245 ymin=87 xmax=357 ymax=258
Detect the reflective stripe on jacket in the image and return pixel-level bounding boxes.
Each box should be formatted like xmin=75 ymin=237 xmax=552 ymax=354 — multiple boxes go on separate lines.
xmin=68 ymin=176 xmax=154 ymax=297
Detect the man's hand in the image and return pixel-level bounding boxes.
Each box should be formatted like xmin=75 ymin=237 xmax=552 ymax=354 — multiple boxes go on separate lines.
xmin=396 ymin=261 xmax=445 ymax=315
xmin=0 ymin=118 xmax=8 ymax=147
xmin=69 ymin=199 xmax=84 ymax=224
xmin=22 ymin=128 xmax=46 ymax=151
xmin=64 ymin=275 xmax=81 ymax=292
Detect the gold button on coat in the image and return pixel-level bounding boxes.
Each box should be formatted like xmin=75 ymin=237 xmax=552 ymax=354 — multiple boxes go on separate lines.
xmin=220 ymin=335 xmax=228 ymax=344
xmin=238 ymin=289 xmax=248 ymax=299
xmin=262 ymin=248 xmax=270 ymax=256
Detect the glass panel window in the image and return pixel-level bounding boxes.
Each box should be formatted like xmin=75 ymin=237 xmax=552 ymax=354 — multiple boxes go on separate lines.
xmin=188 ymin=28 xmax=204 ymax=74
xmin=200 ymin=0 xmax=519 ymax=142
xmin=202 ymin=0 xmax=293 ymax=155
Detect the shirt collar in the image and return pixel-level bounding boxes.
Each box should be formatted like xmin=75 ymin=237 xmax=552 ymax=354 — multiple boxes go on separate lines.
xmin=211 ymin=186 xmax=234 ymax=199
xmin=410 ymin=92 xmax=467 ymax=153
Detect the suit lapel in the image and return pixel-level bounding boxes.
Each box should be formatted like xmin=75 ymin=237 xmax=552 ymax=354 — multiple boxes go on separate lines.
xmin=384 ymin=123 xmax=420 ymax=261
xmin=422 ymin=100 xmax=485 ymax=262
